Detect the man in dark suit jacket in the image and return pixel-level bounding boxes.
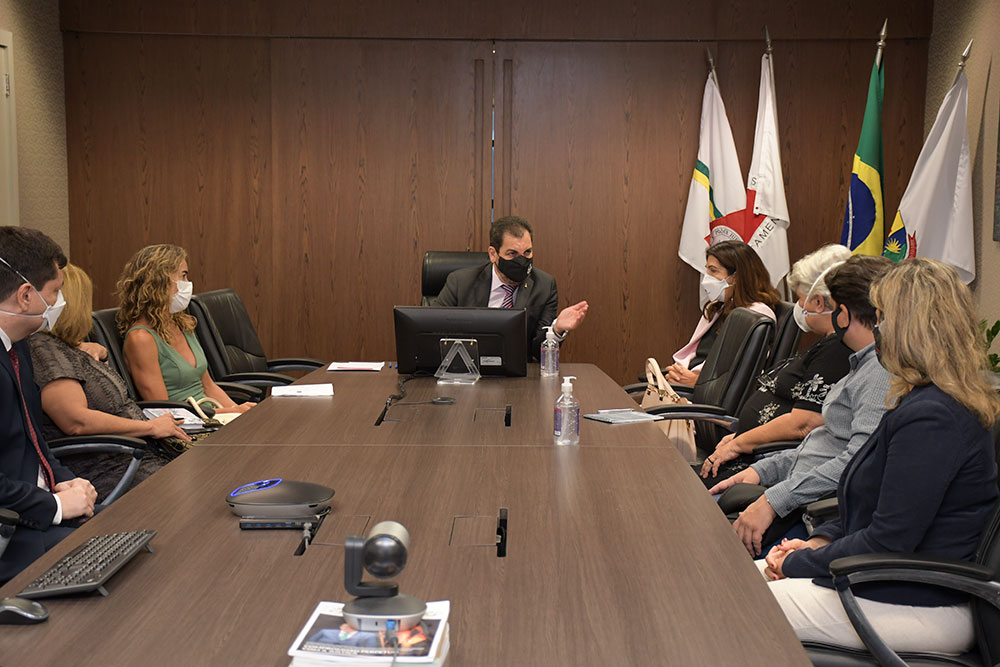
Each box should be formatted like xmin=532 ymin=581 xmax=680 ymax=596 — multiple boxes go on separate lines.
xmin=0 ymin=226 xmax=97 ymax=584
xmin=431 ymin=216 xmax=589 ymax=359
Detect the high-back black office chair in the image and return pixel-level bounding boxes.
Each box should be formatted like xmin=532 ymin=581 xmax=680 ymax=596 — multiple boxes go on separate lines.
xmin=803 ymin=434 xmax=1000 ymax=667
xmin=189 ymin=289 xmax=325 ymax=388
xmin=92 ymin=307 xmax=259 ymax=403
xmin=765 ymin=301 xmax=801 ymax=371
xmin=640 ymin=308 xmax=775 ymax=458
xmin=420 ymin=251 xmax=489 ymax=305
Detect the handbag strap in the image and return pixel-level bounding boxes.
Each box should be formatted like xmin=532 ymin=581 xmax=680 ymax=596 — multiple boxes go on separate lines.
xmin=645 ymin=358 xmax=681 ymax=401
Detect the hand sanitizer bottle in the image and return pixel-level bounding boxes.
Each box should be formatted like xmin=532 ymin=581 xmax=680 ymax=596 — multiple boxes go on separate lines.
xmin=554 ymin=375 xmax=579 ymax=446
xmin=540 ymin=326 xmax=559 ymax=377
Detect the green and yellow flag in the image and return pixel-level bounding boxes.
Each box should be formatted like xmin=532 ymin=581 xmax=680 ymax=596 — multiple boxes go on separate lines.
xmin=840 ymin=59 xmax=885 ymax=256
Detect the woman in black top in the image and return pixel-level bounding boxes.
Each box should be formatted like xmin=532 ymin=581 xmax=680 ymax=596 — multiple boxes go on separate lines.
xmin=761 ymin=259 xmax=999 ymax=654
xmin=700 ymin=244 xmax=852 ymax=481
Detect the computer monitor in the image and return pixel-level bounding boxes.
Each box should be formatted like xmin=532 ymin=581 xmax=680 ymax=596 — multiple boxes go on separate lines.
xmin=393 ymin=306 xmax=527 ymax=376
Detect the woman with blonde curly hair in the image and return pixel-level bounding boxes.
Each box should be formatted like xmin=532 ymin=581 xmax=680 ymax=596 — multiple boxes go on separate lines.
xmin=117 ymin=244 xmax=252 ymax=413
xmin=760 ymin=259 xmax=999 ymax=655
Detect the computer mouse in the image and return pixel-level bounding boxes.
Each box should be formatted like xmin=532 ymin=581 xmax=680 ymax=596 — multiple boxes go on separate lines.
xmin=0 ymin=596 xmax=49 ymax=625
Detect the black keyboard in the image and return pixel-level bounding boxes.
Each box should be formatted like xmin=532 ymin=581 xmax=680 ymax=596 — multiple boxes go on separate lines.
xmin=19 ymin=530 xmax=157 ymax=599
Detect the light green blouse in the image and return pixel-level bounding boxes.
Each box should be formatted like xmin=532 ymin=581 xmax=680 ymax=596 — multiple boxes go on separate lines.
xmin=125 ymin=325 xmax=208 ymax=402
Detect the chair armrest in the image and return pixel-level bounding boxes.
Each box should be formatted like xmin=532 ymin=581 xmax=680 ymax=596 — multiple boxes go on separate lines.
xmin=622 ymin=382 xmax=646 ymax=396
xmin=646 ymin=403 xmax=730 ymax=416
xmin=217 ymin=381 xmax=265 ymax=402
xmin=49 ymin=435 xmax=147 ymax=448
xmin=804 ymin=497 xmax=840 ymax=520
xmin=49 ymin=437 xmax=147 ymax=508
xmin=644 ymin=403 xmax=738 ymax=429
xmin=751 ymin=440 xmax=801 ymax=456
xmin=829 ymin=553 xmax=995 ymax=582
xmin=221 ymin=371 xmax=296 ymax=386
xmin=136 ymin=400 xmax=194 ymax=410
xmin=267 ymin=357 xmax=326 ymax=372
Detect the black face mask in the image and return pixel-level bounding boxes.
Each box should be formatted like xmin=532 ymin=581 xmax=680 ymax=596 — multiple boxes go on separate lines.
xmin=497 ymin=255 xmax=533 ymax=284
xmin=872 ymin=324 xmax=885 ymax=367
xmin=831 ymin=305 xmax=851 ymax=343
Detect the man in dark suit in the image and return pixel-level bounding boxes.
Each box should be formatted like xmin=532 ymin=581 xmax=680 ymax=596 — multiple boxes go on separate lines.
xmin=0 ymin=226 xmax=97 ymax=584
xmin=431 ymin=216 xmax=589 ymax=359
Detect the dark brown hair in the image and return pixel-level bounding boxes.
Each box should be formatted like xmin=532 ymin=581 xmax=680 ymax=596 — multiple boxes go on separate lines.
xmin=489 ymin=216 xmax=533 ymax=251
xmin=704 ymin=240 xmax=780 ymax=319
xmin=0 ymin=226 xmax=67 ymax=300
xmin=825 ymin=254 xmax=893 ymax=329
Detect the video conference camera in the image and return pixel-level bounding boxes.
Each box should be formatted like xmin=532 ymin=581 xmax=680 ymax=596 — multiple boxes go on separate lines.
xmin=342 ymin=520 xmax=427 ymax=631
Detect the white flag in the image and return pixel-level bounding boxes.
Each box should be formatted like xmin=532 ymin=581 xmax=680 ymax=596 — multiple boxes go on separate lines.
xmin=883 ymin=71 xmax=974 ymax=283
xmin=707 ymin=54 xmax=791 ymax=286
xmin=678 ymin=74 xmax=745 ymax=275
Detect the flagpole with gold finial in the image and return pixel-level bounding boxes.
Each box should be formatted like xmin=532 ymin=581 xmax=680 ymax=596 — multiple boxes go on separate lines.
xmin=875 ymin=19 xmax=887 ymax=68
xmin=952 ymin=39 xmax=973 ymax=86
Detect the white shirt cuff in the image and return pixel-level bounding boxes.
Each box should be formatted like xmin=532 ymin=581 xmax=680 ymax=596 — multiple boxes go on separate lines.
xmin=52 ymin=492 xmax=63 ymax=525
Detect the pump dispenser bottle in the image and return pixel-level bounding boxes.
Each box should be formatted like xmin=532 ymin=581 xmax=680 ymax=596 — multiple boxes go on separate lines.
xmin=540 ymin=326 xmax=559 ymax=377
xmin=554 ymin=375 xmax=579 ymax=445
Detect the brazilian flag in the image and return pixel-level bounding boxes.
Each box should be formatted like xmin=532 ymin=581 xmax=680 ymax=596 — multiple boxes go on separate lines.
xmin=840 ymin=59 xmax=885 ymax=256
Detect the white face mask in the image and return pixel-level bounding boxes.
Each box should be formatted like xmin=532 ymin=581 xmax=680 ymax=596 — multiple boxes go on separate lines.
xmin=170 ymin=280 xmax=193 ymax=313
xmin=0 ymin=256 xmax=67 ymax=332
xmin=792 ymin=263 xmax=842 ymax=333
xmin=699 ymin=273 xmax=730 ymax=306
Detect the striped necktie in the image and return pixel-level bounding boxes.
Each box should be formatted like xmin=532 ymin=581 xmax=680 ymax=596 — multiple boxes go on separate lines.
xmin=9 ymin=348 xmax=56 ymax=490
xmin=500 ymin=284 xmax=516 ymax=308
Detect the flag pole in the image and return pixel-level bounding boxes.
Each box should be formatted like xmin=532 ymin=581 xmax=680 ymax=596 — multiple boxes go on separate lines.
xmin=952 ymin=39 xmax=973 ymax=86
xmin=875 ymin=19 xmax=887 ymax=68
xmin=706 ymin=47 xmax=718 ymax=87
xmin=764 ymin=26 xmax=780 ymax=148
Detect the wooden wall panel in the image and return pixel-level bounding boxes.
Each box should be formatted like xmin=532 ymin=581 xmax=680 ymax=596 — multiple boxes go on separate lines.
xmin=61 ymin=2 xmax=932 ymax=384
xmin=495 ymin=42 xmax=705 ymax=381
xmin=717 ymin=38 xmax=929 ymax=268
xmin=64 ymin=34 xmax=273 ymax=350
xmin=269 ymin=40 xmax=490 ymax=360
xmin=61 ymin=0 xmax=930 ymax=41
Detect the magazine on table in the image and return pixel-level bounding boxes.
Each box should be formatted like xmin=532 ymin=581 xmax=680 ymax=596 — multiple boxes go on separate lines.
xmin=287 ymin=600 xmax=450 ymax=664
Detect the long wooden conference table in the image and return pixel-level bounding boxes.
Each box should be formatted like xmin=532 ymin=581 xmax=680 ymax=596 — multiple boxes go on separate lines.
xmin=0 ymin=364 xmax=809 ymax=665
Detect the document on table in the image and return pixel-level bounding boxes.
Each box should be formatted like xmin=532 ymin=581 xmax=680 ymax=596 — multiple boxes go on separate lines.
xmin=270 ymin=383 xmax=335 ymax=397
xmin=327 ymin=361 xmax=385 ymax=371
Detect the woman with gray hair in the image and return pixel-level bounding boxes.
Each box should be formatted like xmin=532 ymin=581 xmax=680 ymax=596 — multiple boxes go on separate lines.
xmin=700 ymin=244 xmax=853 ymax=482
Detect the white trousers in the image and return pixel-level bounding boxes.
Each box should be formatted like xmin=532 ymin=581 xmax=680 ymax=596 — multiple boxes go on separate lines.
xmin=754 ymin=559 xmax=974 ymax=654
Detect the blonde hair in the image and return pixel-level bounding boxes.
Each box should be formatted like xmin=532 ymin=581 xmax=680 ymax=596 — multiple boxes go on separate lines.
xmin=50 ymin=263 xmax=93 ymax=347
xmin=115 ymin=244 xmax=196 ymax=342
xmin=870 ymin=258 xmax=1000 ymax=428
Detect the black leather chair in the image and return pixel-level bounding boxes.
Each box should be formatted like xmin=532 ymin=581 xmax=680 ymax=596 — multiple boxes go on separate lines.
xmin=765 ymin=300 xmax=801 ymax=371
xmin=635 ymin=307 xmax=775 ymax=458
xmin=803 ymin=434 xmax=1000 ymax=667
xmin=91 ymin=307 xmax=260 ymax=403
xmin=189 ymin=289 xmax=325 ymax=388
xmin=420 ymin=251 xmax=489 ymax=305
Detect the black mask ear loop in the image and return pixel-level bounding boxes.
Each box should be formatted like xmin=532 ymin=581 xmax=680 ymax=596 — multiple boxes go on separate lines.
xmin=831 ymin=305 xmax=851 ymax=341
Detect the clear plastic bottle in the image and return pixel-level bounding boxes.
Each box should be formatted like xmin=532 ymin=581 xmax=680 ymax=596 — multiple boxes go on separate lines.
xmin=540 ymin=326 xmax=559 ymax=377
xmin=554 ymin=375 xmax=579 ymax=446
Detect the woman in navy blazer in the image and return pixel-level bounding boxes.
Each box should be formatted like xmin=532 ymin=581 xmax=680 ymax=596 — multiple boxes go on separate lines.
xmin=759 ymin=259 xmax=999 ymax=654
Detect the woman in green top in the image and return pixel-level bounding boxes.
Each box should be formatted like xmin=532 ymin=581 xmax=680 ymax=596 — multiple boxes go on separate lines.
xmin=117 ymin=244 xmax=253 ymax=413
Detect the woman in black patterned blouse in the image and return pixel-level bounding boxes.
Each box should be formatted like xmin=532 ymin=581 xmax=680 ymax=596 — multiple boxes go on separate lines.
xmin=700 ymin=244 xmax=853 ymax=483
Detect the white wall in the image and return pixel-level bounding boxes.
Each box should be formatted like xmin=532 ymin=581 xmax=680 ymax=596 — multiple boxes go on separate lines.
xmin=0 ymin=0 xmax=69 ymax=251
xmin=926 ymin=0 xmax=1000 ymax=319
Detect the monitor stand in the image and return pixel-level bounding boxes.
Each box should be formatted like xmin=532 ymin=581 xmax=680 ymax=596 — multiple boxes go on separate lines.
xmin=435 ymin=338 xmax=480 ymax=385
